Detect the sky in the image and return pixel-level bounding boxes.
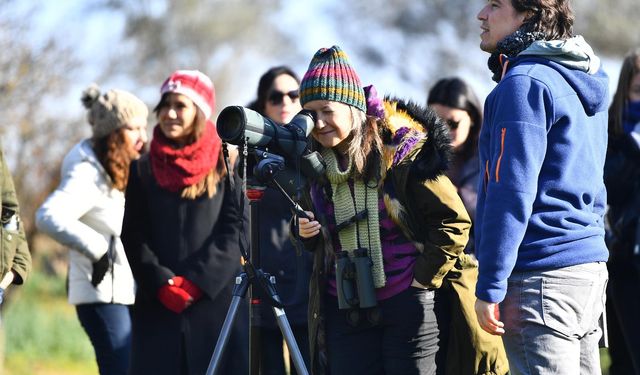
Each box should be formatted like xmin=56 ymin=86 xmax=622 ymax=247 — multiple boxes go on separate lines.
xmin=23 ymin=0 xmax=624 ymax=124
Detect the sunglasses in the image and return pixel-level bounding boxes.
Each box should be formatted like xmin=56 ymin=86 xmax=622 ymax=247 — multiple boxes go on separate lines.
xmin=267 ymin=90 xmax=300 ymax=105
xmin=446 ymin=119 xmax=461 ymax=130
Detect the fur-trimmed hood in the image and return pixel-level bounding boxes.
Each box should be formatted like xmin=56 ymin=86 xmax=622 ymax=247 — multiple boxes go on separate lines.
xmin=376 ymin=97 xmax=454 ymax=250
xmin=379 ymin=97 xmax=452 ymax=180
xmin=306 ymin=96 xmax=457 ymax=253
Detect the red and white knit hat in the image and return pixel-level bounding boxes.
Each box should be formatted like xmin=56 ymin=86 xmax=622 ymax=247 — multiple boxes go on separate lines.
xmin=160 ymin=70 xmax=216 ymax=120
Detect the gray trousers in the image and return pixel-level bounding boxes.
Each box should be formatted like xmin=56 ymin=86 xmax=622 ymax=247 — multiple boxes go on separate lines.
xmin=501 ymin=262 xmax=608 ymax=375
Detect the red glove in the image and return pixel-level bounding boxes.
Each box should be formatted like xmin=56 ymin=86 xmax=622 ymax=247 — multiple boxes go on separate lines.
xmin=171 ymin=276 xmax=185 ymax=288
xmin=157 ymin=284 xmax=192 ymax=313
xmin=171 ymin=276 xmax=204 ymax=301
xmin=180 ymin=278 xmax=204 ymax=301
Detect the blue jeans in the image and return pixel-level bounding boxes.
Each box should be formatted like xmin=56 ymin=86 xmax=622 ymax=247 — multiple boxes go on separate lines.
xmin=76 ymin=303 xmax=132 ymax=375
xmin=325 ymin=287 xmax=439 ymax=375
xmin=501 ymin=262 xmax=608 ymax=375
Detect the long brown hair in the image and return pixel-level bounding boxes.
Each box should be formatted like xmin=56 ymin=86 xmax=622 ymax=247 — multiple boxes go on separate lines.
xmin=93 ymin=128 xmax=140 ymax=191
xmin=348 ymin=108 xmax=383 ymax=184
xmin=153 ymin=93 xmax=227 ymax=199
xmin=512 ymin=0 xmax=574 ymax=40
xmin=609 ymin=48 xmax=640 ymax=138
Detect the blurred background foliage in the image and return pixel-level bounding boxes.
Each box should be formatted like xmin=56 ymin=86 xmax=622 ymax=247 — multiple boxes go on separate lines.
xmin=0 ymin=0 xmax=634 ymax=373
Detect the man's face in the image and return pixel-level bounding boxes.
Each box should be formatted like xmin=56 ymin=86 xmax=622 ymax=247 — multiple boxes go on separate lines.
xmin=477 ymin=0 xmax=528 ymax=53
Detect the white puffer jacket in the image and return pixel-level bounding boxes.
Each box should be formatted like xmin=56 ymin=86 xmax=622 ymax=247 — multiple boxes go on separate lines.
xmin=36 ymin=140 xmax=135 ymax=305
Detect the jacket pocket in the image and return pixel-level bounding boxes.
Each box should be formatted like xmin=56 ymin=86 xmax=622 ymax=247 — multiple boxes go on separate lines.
xmin=495 ymin=127 xmax=506 ymax=183
xmin=541 ymin=278 xmax=597 ymax=337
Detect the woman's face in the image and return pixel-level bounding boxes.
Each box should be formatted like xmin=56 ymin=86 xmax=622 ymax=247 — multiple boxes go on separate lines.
xmin=264 ymin=74 xmax=301 ymax=124
xmin=431 ymin=104 xmax=473 ymax=150
xmin=123 ymin=115 xmax=148 ymax=153
xmin=629 ymin=71 xmax=640 ymax=102
xmin=157 ymin=93 xmax=198 ymax=145
xmin=304 ymin=100 xmax=354 ymax=151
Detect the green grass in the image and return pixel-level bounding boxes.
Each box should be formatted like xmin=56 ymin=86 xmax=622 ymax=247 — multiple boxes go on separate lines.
xmin=1 ymin=270 xmax=97 ymax=375
xmin=600 ymin=348 xmax=611 ymax=375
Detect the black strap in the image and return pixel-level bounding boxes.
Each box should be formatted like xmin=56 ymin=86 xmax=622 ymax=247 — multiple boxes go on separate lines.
xmin=222 ymin=143 xmax=235 ymax=190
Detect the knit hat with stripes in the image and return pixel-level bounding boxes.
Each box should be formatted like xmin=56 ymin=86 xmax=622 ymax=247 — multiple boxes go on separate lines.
xmin=160 ymin=70 xmax=216 ymax=120
xmin=299 ymin=46 xmax=366 ymax=113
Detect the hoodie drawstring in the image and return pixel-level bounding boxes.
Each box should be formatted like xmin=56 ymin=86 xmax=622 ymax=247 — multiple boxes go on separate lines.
xmin=500 ymin=54 xmax=510 ymax=80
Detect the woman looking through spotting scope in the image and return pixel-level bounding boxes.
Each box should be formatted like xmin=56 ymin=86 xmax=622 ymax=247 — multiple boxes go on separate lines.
xmin=294 ymin=45 xmax=506 ymax=375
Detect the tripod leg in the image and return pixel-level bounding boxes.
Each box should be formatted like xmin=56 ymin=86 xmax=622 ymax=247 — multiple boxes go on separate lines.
xmin=206 ymin=275 xmax=249 ymax=375
xmin=272 ymin=306 xmax=310 ymax=375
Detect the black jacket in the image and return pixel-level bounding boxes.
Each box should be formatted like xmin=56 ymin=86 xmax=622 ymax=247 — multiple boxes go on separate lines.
xmin=122 ymin=158 xmax=249 ymax=375
xmin=604 ymin=134 xmax=640 ymax=263
xmin=256 ymin=186 xmax=313 ymax=327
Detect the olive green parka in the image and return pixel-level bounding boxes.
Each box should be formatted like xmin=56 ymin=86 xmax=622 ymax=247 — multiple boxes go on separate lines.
xmin=0 ymin=146 xmax=31 ymax=287
xmin=296 ymin=98 xmax=507 ymax=375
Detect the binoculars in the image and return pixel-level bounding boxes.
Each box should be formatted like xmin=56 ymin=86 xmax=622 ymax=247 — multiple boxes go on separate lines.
xmin=335 ymin=248 xmax=377 ymax=310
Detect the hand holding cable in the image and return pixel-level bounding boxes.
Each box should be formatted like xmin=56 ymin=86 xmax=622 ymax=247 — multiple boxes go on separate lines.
xmin=297 ymin=210 xmax=321 ymax=239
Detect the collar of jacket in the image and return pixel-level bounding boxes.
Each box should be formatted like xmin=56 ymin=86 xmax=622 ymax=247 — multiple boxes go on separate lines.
xmin=375 ymin=98 xmax=453 ymax=247
xmin=379 ymin=97 xmax=452 ymax=181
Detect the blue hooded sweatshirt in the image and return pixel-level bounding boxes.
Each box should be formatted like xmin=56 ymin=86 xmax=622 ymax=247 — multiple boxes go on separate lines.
xmin=475 ymin=36 xmax=610 ymax=303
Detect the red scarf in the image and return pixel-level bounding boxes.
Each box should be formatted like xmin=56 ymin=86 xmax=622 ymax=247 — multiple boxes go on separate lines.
xmin=150 ymin=121 xmax=221 ymax=192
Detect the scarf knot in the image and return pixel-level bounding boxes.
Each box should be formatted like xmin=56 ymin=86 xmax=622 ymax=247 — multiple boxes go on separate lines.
xmin=150 ymin=121 xmax=221 ymax=192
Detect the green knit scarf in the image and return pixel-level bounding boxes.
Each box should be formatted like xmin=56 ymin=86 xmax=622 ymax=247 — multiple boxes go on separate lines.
xmin=321 ymin=148 xmax=385 ymax=288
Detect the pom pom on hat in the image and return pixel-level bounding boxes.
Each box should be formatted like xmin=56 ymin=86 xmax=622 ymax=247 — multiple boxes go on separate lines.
xmin=299 ymin=45 xmax=366 ymax=113
xmin=160 ymin=70 xmax=216 ymax=120
xmin=81 ymin=84 xmax=149 ymax=139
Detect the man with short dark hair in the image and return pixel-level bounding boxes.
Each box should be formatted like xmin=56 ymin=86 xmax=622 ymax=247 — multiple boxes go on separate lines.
xmin=473 ymin=0 xmax=609 ymax=373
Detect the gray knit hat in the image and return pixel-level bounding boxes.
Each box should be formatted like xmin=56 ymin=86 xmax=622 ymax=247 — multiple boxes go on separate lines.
xmin=81 ymin=84 xmax=149 ymax=139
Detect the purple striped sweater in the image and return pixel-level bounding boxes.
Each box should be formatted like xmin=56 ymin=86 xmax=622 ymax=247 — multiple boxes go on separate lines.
xmin=311 ymin=183 xmax=419 ymax=301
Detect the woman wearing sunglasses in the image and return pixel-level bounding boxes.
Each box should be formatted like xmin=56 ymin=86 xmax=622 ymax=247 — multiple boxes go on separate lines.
xmin=604 ymin=48 xmax=640 ymax=375
xmin=247 ymin=66 xmax=313 ymax=375
xmin=255 ymin=66 xmax=302 ymax=124
xmin=427 ymin=77 xmax=483 ymax=254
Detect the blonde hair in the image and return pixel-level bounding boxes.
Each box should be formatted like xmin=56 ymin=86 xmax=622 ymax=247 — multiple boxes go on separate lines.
xmin=180 ymin=159 xmax=226 ymax=199
xmin=346 ymin=107 xmax=383 ymax=183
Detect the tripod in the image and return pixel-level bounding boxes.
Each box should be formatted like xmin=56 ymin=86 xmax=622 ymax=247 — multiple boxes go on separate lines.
xmin=206 ymin=151 xmax=310 ymax=375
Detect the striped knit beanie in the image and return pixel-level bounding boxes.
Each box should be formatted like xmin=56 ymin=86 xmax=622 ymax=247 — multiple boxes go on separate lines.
xmin=299 ymin=46 xmax=366 ymax=113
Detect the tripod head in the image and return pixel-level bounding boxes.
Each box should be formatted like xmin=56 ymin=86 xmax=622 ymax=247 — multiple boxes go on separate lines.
xmin=250 ymin=149 xmax=285 ymax=187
